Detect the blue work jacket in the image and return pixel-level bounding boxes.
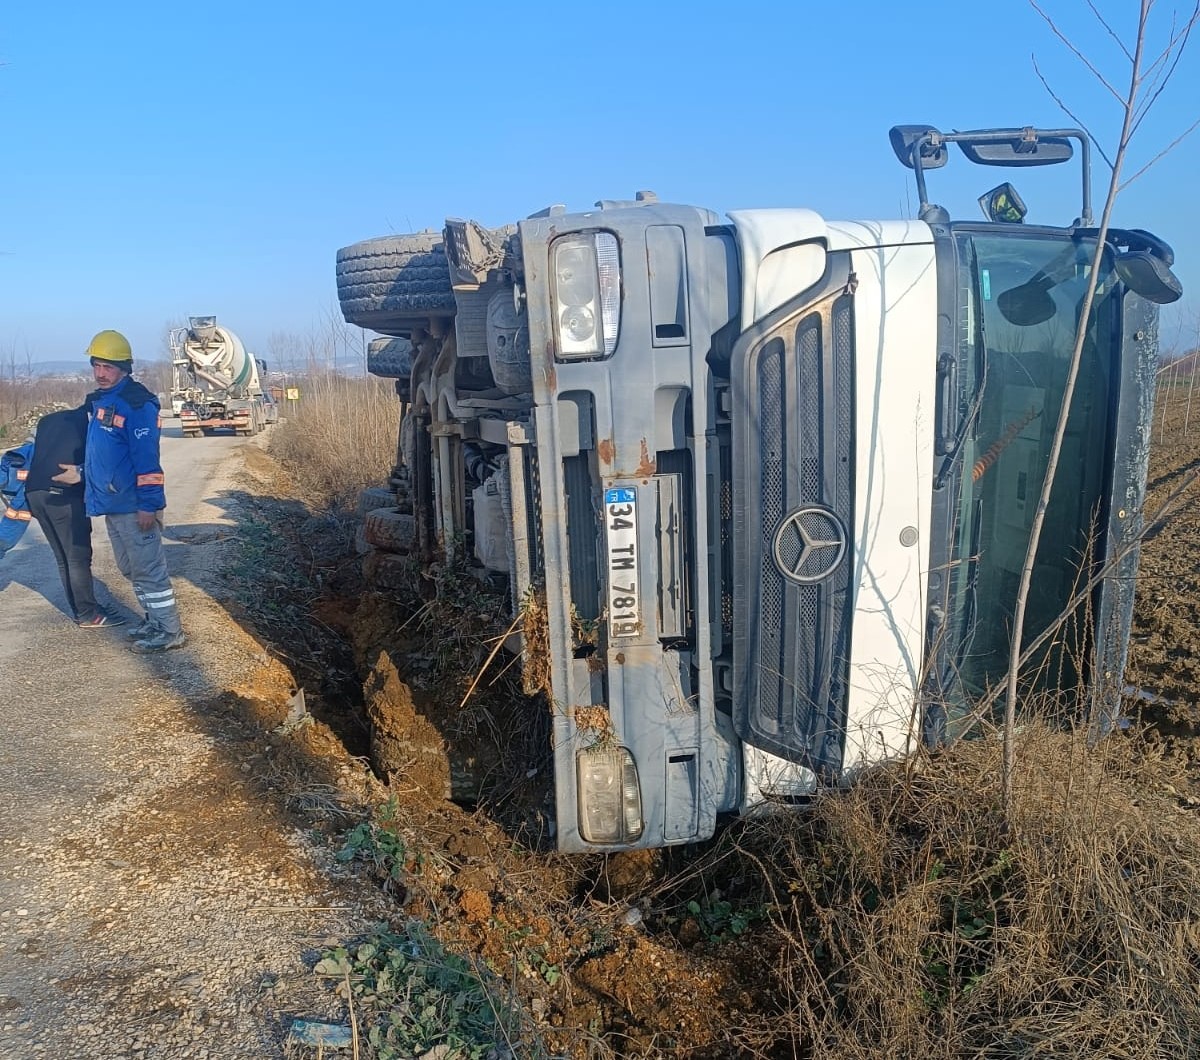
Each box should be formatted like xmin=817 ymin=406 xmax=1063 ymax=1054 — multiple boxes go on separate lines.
xmin=0 ymin=442 xmax=33 ymax=553
xmin=84 ymin=377 xmax=167 ymax=515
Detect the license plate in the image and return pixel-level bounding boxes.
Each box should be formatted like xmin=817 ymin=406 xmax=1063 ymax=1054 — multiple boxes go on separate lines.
xmin=605 ymin=487 xmax=639 ymax=638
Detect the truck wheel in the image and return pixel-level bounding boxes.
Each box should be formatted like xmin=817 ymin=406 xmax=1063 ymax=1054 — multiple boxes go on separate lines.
xmin=356 ymin=486 xmax=397 ymax=519
xmin=366 ymin=336 xmax=414 ymax=380
xmin=364 ymin=507 xmax=417 ymax=553
xmin=336 ymin=233 xmax=455 ymax=336
xmin=362 ymin=549 xmax=417 ymax=590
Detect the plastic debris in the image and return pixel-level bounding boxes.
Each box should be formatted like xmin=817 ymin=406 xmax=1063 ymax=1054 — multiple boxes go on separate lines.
xmin=275 ymin=688 xmax=313 ymax=735
xmin=286 ymin=1020 xmax=353 ymax=1048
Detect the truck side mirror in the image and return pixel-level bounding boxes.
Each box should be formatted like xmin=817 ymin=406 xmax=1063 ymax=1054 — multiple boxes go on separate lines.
xmin=889 ymin=125 xmax=948 ymax=170
xmin=1115 ymin=250 xmax=1183 ymax=305
xmin=998 ymin=276 xmax=1057 ymax=327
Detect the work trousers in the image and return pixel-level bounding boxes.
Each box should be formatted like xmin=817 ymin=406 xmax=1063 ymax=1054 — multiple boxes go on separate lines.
xmin=25 ymin=489 xmax=99 ymax=622
xmin=105 ymin=510 xmax=182 ymax=635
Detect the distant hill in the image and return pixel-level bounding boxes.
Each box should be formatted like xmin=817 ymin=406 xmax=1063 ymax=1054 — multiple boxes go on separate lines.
xmin=23 ymin=356 xmax=366 ymax=379
xmin=27 ymin=360 xmax=92 ymax=378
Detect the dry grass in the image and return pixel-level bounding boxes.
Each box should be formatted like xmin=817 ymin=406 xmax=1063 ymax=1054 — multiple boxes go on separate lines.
xmin=519 ymin=587 xmax=553 ymax=699
xmin=270 ymin=374 xmax=398 ymax=509
xmin=713 ymin=720 xmax=1200 ymax=1058
xmin=0 ymin=379 xmax=90 ymax=441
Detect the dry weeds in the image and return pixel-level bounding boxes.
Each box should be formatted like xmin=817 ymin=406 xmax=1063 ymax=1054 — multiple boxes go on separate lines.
xmin=271 ymin=375 xmax=398 ymax=508
xmin=715 ymin=721 xmax=1200 ymax=1058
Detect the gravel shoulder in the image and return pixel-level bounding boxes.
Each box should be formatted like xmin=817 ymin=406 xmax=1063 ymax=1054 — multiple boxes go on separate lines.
xmin=0 ymin=427 xmax=384 ymax=1060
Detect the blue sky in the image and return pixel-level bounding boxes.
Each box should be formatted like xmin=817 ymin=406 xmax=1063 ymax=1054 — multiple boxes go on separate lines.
xmin=2 ymin=0 xmax=1197 ymax=369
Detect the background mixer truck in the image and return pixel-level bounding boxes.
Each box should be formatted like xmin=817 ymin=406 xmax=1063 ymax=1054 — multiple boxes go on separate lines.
xmin=336 ymin=124 xmax=1181 ymax=853
xmin=170 ymin=315 xmax=278 ymax=437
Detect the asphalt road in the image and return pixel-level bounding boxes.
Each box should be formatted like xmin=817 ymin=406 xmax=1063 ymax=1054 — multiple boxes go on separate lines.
xmin=0 ymin=422 xmax=240 ymax=659
xmin=0 ymin=423 xmax=374 ymax=1058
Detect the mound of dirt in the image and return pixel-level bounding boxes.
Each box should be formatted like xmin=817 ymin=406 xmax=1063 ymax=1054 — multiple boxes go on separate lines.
xmin=363 ymin=649 xmax=450 ymax=801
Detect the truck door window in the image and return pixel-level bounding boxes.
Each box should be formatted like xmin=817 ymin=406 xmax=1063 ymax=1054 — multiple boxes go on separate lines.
xmin=947 ymin=232 xmax=1117 ymax=717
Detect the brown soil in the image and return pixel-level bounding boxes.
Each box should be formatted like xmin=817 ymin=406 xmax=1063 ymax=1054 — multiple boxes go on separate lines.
xmin=221 ymin=402 xmax=1200 ymax=1059
xmin=1123 ymin=400 xmax=1200 ymax=796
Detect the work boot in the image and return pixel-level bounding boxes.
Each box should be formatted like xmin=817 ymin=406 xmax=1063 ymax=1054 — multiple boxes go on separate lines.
xmin=129 ymin=628 xmax=187 ymax=654
xmin=125 ymin=616 xmax=156 ymax=640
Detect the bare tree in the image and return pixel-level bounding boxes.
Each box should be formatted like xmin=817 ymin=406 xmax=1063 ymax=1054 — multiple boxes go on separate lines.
xmin=1002 ymin=0 xmax=1199 ymax=813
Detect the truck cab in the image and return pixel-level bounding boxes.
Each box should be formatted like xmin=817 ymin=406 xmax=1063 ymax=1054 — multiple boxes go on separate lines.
xmin=338 ymin=125 xmax=1180 ymax=852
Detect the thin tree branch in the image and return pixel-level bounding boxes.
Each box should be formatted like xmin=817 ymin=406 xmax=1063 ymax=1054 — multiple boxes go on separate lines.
xmin=1005 ymin=0 xmax=1152 ymax=818
xmin=1032 ymin=56 xmax=1116 ymax=169
xmin=1085 ymin=0 xmax=1134 ymax=62
xmin=1130 ymin=6 xmax=1200 ymax=134
xmin=1135 ymin=9 xmax=1183 ymax=92
xmin=1141 ymin=2 xmax=1200 ymax=88
xmin=1120 ymin=114 xmax=1200 ymax=187
xmin=978 ymin=465 xmax=1200 ymax=717
xmin=1031 ymin=0 xmax=1128 ymax=101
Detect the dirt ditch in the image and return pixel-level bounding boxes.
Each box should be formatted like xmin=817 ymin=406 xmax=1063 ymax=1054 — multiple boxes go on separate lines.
xmin=223 ymin=416 xmax=1200 ymax=1058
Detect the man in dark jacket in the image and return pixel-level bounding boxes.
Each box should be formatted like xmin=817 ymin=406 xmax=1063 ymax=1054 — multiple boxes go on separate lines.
xmin=25 ymin=404 xmax=123 ymax=627
xmin=53 ymin=329 xmax=185 ymax=653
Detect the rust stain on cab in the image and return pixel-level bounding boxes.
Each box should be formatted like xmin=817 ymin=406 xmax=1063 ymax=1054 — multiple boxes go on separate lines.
xmin=635 ymin=439 xmax=656 ymax=478
xmin=597 ymin=438 xmax=616 ymax=466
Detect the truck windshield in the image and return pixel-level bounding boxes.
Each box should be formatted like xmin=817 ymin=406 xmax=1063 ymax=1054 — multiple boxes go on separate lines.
xmin=945 ymin=231 xmax=1117 ymax=721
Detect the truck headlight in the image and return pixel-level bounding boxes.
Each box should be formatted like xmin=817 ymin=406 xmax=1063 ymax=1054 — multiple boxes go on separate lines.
xmin=552 ymin=233 xmax=620 ymax=360
xmin=577 ymin=746 xmax=644 ymax=844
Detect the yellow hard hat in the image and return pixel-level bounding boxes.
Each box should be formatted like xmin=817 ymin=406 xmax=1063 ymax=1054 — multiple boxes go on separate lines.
xmin=86 ymin=330 xmax=133 ymax=362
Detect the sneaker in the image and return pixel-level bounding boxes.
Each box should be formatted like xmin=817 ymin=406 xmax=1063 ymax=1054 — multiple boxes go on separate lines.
xmin=125 ymin=616 xmax=156 ymax=640
xmin=129 ymin=628 xmax=187 ymax=654
xmin=78 ymin=611 xmax=126 ymax=629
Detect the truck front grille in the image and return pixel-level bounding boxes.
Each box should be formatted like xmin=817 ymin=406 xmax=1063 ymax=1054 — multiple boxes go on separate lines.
xmin=734 ymin=265 xmax=855 ymax=774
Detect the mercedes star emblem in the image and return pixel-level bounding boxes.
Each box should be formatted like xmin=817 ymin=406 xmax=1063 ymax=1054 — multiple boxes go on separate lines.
xmin=772 ymin=506 xmax=847 ymax=584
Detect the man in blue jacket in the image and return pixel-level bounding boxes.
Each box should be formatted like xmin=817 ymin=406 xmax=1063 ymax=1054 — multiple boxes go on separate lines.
xmin=53 ymin=330 xmax=185 ymax=653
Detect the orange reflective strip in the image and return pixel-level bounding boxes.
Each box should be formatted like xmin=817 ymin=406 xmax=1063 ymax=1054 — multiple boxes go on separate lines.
xmin=15 ymin=470 xmax=28 ymax=480
xmin=137 ymin=473 xmax=165 ymax=486
xmin=5 ymin=507 xmax=32 ymax=521
xmin=96 ymin=407 xmax=107 ymax=421
xmin=157 ymin=415 xmax=163 ymax=429
xmin=113 ymin=414 xmax=126 ymax=428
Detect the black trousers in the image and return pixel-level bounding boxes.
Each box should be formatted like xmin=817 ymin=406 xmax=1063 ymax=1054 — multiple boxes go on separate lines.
xmin=24 ymin=490 xmax=98 ymax=622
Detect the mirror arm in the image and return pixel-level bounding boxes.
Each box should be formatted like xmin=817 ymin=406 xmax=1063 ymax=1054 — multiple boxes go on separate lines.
xmin=1072 ymin=131 xmax=1093 ymax=226
xmin=912 ymin=133 xmax=935 ymax=213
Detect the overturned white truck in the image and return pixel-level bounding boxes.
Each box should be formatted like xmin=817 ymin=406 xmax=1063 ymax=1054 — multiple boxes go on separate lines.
xmin=170 ymin=316 xmax=278 ymax=437
xmin=337 ymin=125 xmax=1181 ymax=853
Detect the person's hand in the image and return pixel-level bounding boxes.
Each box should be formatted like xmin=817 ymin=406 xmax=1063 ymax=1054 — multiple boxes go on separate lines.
xmin=51 ymin=463 xmax=81 ymax=485
xmin=136 ymin=510 xmax=157 ymax=532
